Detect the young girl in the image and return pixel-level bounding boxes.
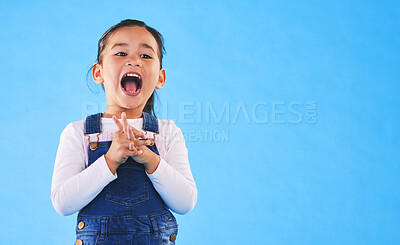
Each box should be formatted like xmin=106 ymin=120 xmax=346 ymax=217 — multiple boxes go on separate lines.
xmin=51 ymin=19 xmax=197 ymax=244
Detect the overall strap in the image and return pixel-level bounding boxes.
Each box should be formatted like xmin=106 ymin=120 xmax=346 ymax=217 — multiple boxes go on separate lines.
xmin=84 ymin=113 xmax=102 ymax=134
xmin=142 ymin=112 xmax=159 ymax=133
xmin=142 ymin=112 xmax=160 ymax=155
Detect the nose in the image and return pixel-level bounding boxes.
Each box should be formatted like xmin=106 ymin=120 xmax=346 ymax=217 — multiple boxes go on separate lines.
xmin=126 ymin=57 xmax=142 ymax=67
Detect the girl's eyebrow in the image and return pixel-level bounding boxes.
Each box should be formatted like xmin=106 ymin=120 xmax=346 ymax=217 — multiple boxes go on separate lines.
xmin=139 ymin=43 xmax=156 ymax=53
xmin=111 ymin=42 xmax=155 ymax=53
xmin=111 ymin=43 xmax=129 ymax=49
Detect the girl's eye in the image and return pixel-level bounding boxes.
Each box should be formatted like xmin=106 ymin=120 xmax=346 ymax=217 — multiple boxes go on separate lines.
xmin=141 ymin=54 xmax=152 ymax=59
xmin=115 ymin=52 xmax=127 ymax=56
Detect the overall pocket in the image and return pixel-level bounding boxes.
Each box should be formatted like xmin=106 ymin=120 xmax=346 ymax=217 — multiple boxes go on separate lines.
xmin=105 ymin=161 xmax=149 ymax=206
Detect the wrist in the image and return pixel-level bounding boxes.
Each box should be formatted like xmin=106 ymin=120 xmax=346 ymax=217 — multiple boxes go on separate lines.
xmin=145 ymin=154 xmax=160 ymax=175
xmin=104 ymin=153 xmax=118 ymax=175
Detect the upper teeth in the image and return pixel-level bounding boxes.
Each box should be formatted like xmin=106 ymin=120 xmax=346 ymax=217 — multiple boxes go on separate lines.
xmin=125 ymin=73 xmax=140 ymax=78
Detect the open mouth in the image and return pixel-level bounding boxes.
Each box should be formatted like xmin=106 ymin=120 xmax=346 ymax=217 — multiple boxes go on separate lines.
xmin=121 ymin=72 xmax=142 ymax=96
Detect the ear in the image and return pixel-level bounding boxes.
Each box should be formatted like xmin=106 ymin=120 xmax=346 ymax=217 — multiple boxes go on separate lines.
xmin=155 ymin=68 xmax=166 ymax=89
xmin=92 ymin=62 xmax=104 ymax=84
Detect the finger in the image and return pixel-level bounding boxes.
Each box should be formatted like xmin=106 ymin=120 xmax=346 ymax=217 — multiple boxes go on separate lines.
xmin=128 ymin=124 xmax=147 ymax=140
xmin=130 ymin=127 xmax=147 ymax=139
xmin=128 ymin=142 xmax=137 ymax=151
xmin=112 ymin=115 xmax=123 ymax=131
xmin=128 ymin=143 xmax=143 ymax=155
xmin=126 ymin=124 xmax=131 ymax=141
xmin=128 ymin=125 xmax=136 ymax=141
xmin=134 ymin=138 xmax=151 ymax=146
xmin=121 ymin=112 xmax=129 ymax=139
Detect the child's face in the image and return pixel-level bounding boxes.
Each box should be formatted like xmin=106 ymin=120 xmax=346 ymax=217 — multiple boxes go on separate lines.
xmin=92 ymin=26 xmax=165 ymax=115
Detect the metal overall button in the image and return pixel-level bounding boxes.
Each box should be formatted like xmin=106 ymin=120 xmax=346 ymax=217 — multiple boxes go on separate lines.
xmin=84 ymin=132 xmax=102 ymax=151
xmin=142 ymin=130 xmax=159 ymax=146
xmin=169 ymin=233 xmax=177 ymax=242
xmin=78 ymin=221 xmax=86 ymax=230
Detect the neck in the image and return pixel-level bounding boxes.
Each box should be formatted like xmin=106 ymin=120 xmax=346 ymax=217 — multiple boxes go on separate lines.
xmin=102 ymin=106 xmax=143 ymax=119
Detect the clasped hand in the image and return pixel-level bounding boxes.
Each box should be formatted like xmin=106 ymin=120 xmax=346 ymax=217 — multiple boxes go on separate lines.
xmin=104 ymin=112 xmax=160 ymax=174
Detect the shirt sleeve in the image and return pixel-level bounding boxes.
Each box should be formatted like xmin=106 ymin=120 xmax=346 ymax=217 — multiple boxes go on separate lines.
xmin=50 ymin=123 xmax=117 ymax=216
xmin=146 ymin=121 xmax=197 ymax=214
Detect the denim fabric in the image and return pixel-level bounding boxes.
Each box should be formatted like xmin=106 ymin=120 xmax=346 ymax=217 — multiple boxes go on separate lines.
xmin=76 ymin=112 xmax=178 ymax=245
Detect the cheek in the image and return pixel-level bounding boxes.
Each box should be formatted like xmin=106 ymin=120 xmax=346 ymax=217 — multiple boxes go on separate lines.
xmin=103 ymin=61 xmax=120 ymax=81
xmin=103 ymin=57 xmax=120 ymax=69
xmin=144 ymin=75 xmax=158 ymax=90
xmin=109 ymin=58 xmax=120 ymax=65
xmin=144 ymin=68 xmax=159 ymax=86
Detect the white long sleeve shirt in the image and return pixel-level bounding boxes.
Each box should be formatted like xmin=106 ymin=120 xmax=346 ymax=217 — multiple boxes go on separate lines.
xmin=51 ymin=117 xmax=197 ymax=216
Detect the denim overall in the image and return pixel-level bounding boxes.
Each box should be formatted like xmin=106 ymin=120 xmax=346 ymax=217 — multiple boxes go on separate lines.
xmin=75 ymin=112 xmax=178 ymax=245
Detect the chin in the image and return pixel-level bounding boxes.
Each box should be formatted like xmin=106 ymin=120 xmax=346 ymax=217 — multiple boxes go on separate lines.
xmin=121 ymin=100 xmax=143 ymax=109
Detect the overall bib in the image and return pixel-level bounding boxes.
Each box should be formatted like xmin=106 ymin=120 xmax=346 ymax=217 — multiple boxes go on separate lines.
xmin=75 ymin=112 xmax=178 ymax=245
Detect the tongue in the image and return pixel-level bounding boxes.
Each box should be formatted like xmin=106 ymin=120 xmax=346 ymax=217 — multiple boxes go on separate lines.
xmin=124 ymin=81 xmax=138 ymax=92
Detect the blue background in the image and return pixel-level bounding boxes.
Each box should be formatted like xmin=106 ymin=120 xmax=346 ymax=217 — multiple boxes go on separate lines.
xmin=1 ymin=0 xmax=399 ymax=244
